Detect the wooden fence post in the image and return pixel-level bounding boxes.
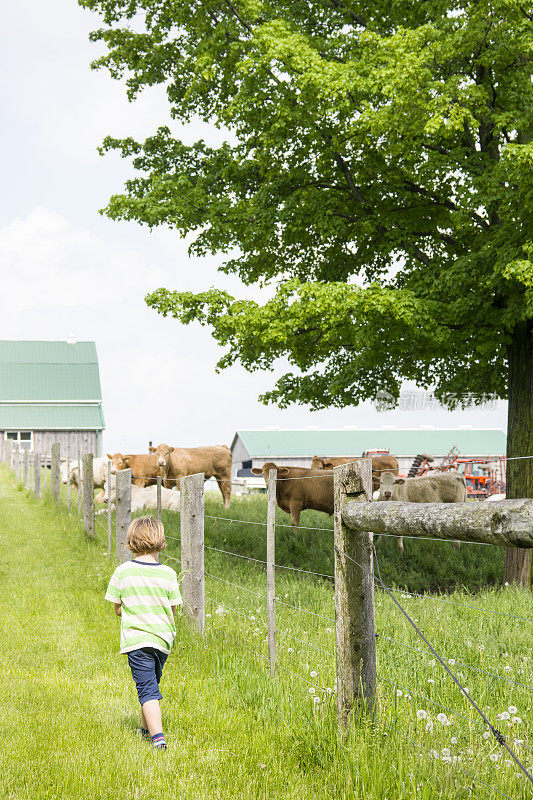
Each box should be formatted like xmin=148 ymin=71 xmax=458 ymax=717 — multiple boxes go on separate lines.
xmin=7 ymin=440 xmax=13 ymax=470
xmin=51 ymin=442 xmax=60 ymax=502
xmin=156 ymin=475 xmax=162 ymax=522
xmin=66 ymin=459 xmax=71 ymax=510
xmin=116 ymin=468 xmax=132 ymax=563
xmin=43 ymin=453 xmax=48 ymax=493
xmin=34 ymin=453 xmax=41 ymax=499
xmin=78 ymin=449 xmax=82 ymax=518
xmin=82 ymin=454 xmax=94 ymax=539
xmin=333 ymin=459 xmax=375 ymax=727
xmin=266 ymin=468 xmax=277 ymax=676
xmin=180 ymin=472 xmax=205 ymax=635
xmin=107 ymin=460 xmax=112 ymax=559
xmin=23 ymin=449 xmax=29 ymax=488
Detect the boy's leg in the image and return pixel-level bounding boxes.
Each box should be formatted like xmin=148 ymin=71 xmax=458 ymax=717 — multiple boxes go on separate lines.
xmin=142 ymin=699 xmax=163 ymax=736
xmin=127 ymin=649 xmax=168 ymax=747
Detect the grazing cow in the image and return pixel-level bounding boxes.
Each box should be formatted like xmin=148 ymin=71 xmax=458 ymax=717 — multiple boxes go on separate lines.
xmin=251 ymin=462 xmax=340 ymax=534
xmin=68 ymin=456 xmax=108 ymax=489
xmin=103 ymin=477 xmax=180 ymax=513
xmin=107 ymin=453 xmax=160 ymax=487
xmin=150 ymin=444 xmax=232 ymax=508
xmin=311 ymin=455 xmax=399 ymax=492
xmin=378 ymin=471 xmax=467 ymax=550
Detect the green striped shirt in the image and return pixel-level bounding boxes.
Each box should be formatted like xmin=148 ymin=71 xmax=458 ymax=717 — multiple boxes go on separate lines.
xmin=105 ymin=560 xmax=181 ymax=655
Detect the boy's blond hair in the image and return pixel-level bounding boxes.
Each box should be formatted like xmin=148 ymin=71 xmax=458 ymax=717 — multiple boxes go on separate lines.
xmin=126 ymin=516 xmax=166 ymax=554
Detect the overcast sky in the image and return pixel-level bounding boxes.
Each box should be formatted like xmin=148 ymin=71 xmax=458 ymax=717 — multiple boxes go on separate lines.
xmin=1 ymin=0 xmax=508 ymax=454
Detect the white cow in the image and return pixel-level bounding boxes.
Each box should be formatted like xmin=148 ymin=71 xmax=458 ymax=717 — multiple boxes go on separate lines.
xmin=485 ymin=493 xmax=506 ymax=502
xmin=378 ymin=471 xmax=467 ymax=551
xmin=67 ymin=457 xmax=108 ymax=490
xmin=103 ymin=477 xmax=180 ymax=513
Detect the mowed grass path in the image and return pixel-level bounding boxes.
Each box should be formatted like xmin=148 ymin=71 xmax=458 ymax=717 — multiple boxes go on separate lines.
xmin=0 ymin=470 xmax=338 ymax=800
xmin=1 ymin=468 xmax=532 ymax=799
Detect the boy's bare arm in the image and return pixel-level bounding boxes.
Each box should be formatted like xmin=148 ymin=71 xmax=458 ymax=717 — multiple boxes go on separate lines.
xmin=114 ymin=602 xmax=122 ymax=617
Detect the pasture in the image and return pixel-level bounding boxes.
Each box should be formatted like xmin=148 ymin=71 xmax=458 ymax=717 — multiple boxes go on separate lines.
xmin=1 ymin=467 xmax=532 ymax=799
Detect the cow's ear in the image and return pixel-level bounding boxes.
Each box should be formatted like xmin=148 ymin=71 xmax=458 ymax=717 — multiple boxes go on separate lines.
xmin=107 ymin=453 xmax=113 ymax=460
xmin=148 ymin=446 xmax=156 ymax=453
xmin=278 ymin=467 xmax=290 ymax=477
xmin=251 ymin=468 xmax=263 ymax=475
xmin=124 ymin=456 xmax=131 ymax=467
xmin=323 ymin=460 xmax=335 ymax=470
xmin=394 ymin=477 xmax=405 ymax=485
xmin=169 ymin=447 xmax=174 ymax=453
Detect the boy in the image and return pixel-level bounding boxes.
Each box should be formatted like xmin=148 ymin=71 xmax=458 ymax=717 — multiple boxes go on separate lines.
xmin=105 ymin=516 xmax=181 ymax=750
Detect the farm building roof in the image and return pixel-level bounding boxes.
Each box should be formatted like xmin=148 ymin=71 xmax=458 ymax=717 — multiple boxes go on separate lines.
xmin=232 ymin=428 xmax=507 ymax=459
xmin=0 ymin=340 xmax=104 ymax=430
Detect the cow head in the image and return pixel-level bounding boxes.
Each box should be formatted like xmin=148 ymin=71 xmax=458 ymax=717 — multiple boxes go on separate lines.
xmin=150 ymin=443 xmax=174 ymax=469
xmin=251 ymin=462 xmax=290 ymax=481
xmin=378 ymin=471 xmax=405 ymax=500
xmin=107 ymin=453 xmax=130 ymax=474
xmin=310 ymin=456 xmax=326 ymax=469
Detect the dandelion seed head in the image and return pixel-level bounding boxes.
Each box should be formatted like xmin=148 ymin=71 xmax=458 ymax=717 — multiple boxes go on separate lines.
xmin=308 ymin=687 xmax=315 ymax=695
xmin=416 ymin=710 xmax=427 ymax=720
xmin=437 ymin=713 xmax=448 ymax=724
xmin=310 ymin=670 xmax=318 ymax=678
xmin=508 ymin=706 xmax=518 ymax=714
xmin=396 ymin=690 xmax=403 ymax=698
xmin=512 ymin=717 xmax=522 ymax=724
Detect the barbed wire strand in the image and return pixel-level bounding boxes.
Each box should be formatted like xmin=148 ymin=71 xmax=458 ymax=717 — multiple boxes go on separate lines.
xmin=379 ymin=635 xmax=532 ymax=691
xmin=204 ymin=596 xmax=267 ymax=628
xmin=276 ymin=629 xmax=335 ymax=658
xmin=204 ymin=544 xmax=266 ymax=564
xmin=274 ymin=598 xmax=335 ymax=623
xmin=380 ymin=587 xmax=533 ymax=625
xmin=204 ymin=572 xmax=268 ymax=600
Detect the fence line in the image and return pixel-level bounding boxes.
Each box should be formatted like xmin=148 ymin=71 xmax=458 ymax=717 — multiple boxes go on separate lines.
xmin=2 ymin=445 xmax=531 ymax=796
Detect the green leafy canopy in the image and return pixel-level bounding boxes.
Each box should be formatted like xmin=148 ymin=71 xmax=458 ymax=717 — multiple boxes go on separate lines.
xmin=81 ymin=0 xmax=533 ymax=409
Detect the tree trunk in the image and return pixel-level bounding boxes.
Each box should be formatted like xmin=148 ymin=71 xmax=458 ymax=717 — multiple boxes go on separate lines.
xmin=503 ymin=321 xmax=533 ymax=586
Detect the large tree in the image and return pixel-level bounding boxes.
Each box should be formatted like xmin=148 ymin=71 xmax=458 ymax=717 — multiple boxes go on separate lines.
xmin=82 ymin=0 xmax=533 ymax=583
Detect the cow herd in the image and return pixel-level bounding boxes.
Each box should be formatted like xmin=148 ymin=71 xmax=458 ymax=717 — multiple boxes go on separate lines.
xmin=60 ymin=445 xmax=468 ymax=549
xmin=252 ymin=455 xmax=467 ymax=550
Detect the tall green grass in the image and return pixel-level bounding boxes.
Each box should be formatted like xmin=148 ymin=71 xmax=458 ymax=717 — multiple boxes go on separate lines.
xmin=4 ymin=469 xmax=532 ymax=799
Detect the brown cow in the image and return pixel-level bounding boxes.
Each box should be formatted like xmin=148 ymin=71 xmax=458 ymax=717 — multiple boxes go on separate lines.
xmin=311 ymin=455 xmax=399 ymax=492
xmin=107 ymin=453 xmax=160 ymax=488
xmin=150 ymin=443 xmax=232 ymax=508
xmin=251 ymin=461 xmax=360 ymax=534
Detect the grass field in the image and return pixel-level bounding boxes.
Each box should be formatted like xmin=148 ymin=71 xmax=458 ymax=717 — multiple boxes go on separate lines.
xmin=2 ymin=467 xmax=532 ymax=799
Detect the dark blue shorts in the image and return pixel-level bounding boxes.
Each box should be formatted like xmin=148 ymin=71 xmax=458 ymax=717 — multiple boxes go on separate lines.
xmin=127 ymin=647 xmax=168 ymax=705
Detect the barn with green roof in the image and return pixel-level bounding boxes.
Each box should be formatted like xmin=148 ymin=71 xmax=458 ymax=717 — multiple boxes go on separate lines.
xmin=0 ymin=340 xmax=105 ymax=457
